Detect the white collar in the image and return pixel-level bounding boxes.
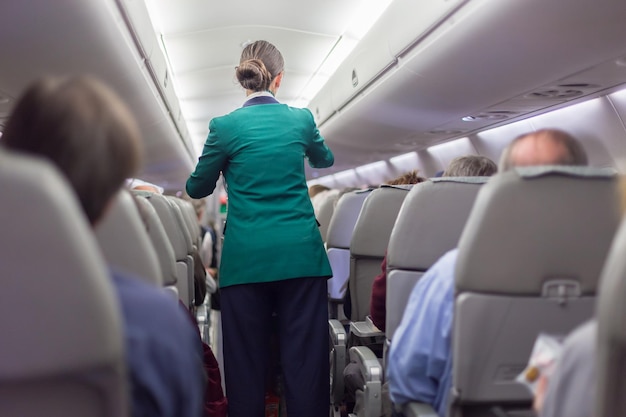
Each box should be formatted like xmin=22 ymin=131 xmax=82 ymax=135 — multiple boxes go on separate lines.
xmin=244 ymin=91 xmax=274 ymax=104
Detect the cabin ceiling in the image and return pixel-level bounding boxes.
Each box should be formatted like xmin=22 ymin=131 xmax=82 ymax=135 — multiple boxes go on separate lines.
xmin=2 ymin=0 xmax=626 ymax=190
xmin=151 ymin=0 xmax=377 ymax=154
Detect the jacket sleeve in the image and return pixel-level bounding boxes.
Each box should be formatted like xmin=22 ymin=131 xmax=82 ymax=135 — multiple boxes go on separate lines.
xmin=303 ymin=109 xmax=334 ymax=168
xmin=186 ymin=118 xmax=228 ymax=198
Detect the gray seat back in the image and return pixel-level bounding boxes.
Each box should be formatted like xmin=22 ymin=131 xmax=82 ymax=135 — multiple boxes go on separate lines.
xmin=386 ymin=177 xmax=488 ymax=340
xmin=132 ymin=196 xmax=178 ymax=286
xmin=317 ymin=190 xmax=340 ymax=242
xmin=326 ymin=189 xmax=372 ymax=302
xmin=452 ymin=167 xmax=620 ymax=412
xmin=133 ymin=191 xmax=193 ymax=306
xmin=596 ymin=215 xmax=626 ymax=416
xmin=95 ymin=190 xmax=163 ymax=286
xmin=0 ymin=151 xmax=127 ymax=417
xmin=350 ymin=185 xmax=412 ymax=321
xmin=168 ymin=196 xmax=201 ymax=249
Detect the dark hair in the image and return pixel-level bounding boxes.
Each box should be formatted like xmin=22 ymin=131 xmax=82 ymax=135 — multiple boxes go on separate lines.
xmin=236 ymin=40 xmax=284 ymax=92
xmin=499 ymin=128 xmax=588 ymax=171
xmin=1 ymin=76 xmax=142 ymax=224
xmin=308 ymin=184 xmax=330 ymax=198
xmin=386 ymin=170 xmax=428 ymax=185
xmin=443 ymin=155 xmax=498 ymax=177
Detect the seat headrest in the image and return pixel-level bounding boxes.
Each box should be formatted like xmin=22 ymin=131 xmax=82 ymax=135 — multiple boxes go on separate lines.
xmin=95 ymin=190 xmax=163 ymax=286
xmin=351 ymin=185 xmax=413 ymax=258
xmin=456 ymin=166 xmax=620 ymax=295
xmin=388 ymin=177 xmax=489 ymax=271
xmin=168 ymin=196 xmax=200 ymax=244
xmin=133 ymin=191 xmax=191 ymax=260
xmin=326 ymin=189 xmax=372 ymax=249
xmin=132 ymin=197 xmax=178 ymax=286
xmin=0 ymin=150 xmax=123 ymax=378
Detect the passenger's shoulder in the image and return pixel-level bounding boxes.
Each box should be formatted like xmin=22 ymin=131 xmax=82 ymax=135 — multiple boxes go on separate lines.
xmin=111 ymin=272 xmax=183 ymax=316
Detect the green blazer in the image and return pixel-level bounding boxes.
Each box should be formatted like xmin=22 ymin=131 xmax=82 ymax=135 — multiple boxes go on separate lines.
xmin=186 ymin=98 xmax=334 ymax=288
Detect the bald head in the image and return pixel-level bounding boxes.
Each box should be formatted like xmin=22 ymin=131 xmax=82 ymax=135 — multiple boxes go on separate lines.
xmin=499 ymin=129 xmax=588 ymax=171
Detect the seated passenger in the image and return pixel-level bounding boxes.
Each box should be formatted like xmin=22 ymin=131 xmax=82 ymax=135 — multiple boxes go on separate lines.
xmin=387 ymin=129 xmax=588 ymax=417
xmin=1 ymin=76 xmax=205 ymax=417
xmin=369 ymin=157 xmax=497 ymax=331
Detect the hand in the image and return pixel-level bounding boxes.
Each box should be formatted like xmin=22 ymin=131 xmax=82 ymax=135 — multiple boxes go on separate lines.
xmin=533 ymin=374 xmax=549 ymax=413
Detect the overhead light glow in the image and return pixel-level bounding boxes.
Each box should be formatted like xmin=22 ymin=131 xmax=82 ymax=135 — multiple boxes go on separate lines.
xmin=334 ymin=169 xmax=357 ymax=182
xmin=293 ymin=0 xmax=393 ymax=107
xmin=390 ymin=152 xmax=417 ymax=166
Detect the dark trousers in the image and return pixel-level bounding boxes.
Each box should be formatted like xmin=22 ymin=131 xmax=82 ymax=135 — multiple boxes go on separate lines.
xmin=221 ymin=277 xmax=329 ymax=417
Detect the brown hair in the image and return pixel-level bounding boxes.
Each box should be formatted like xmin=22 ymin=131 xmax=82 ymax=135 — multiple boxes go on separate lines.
xmin=1 ymin=76 xmax=142 ymax=224
xmin=236 ymin=40 xmax=284 ymax=92
xmin=308 ymin=184 xmax=330 ymax=198
xmin=386 ymin=170 xmax=427 ymax=185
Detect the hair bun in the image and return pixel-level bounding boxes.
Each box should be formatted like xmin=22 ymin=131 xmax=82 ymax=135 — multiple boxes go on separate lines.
xmin=236 ymin=59 xmax=272 ymax=91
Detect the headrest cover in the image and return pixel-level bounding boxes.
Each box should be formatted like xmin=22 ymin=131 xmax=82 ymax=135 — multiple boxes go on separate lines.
xmin=350 ymin=186 xmax=411 ymax=258
xmin=431 ymin=176 xmax=491 ymax=184
xmin=0 ymin=150 xmax=123 ymax=378
xmin=387 ymin=179 xmax=487 ymax=271
xmin=326 ymin=190 xmax=372 ymax=249
xmin=456 ymin=167 xmax=620 ymax=295
xmin=514 ymin=165 xmax=616 ymax=179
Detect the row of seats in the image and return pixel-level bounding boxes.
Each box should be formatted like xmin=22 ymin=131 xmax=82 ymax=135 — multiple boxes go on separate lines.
xmin=0 ymin=150 xmax=209 ymax=416
xmin=324 ymin=166 xmax=622 ymax=417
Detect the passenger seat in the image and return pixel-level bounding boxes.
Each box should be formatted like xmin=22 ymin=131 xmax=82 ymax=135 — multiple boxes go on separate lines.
xmin=446 ymin=166 xmax=619 ymax=417
xmin=350 ymin=177 xmax=489 ymax=417
xmin=0 ymin=150 xmax=127 ymax=416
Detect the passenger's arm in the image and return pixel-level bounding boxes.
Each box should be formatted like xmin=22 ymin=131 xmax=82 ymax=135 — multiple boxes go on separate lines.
xmin=387 ymin=255 xmax=454 ymax=410
xmin=186 ymin=119 xmax=228 ymax=198
xmin=304 ymin=109 xmax=334 ymax=168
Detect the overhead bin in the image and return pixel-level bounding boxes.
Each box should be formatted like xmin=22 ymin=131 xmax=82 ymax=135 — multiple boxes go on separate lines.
xmin=312 ymin=0 xmax=626 ymax=152
xmin=309 ymin=0 xmax=468 ymax=125
xmin=116 ymin=0 xmax=194 ymax=160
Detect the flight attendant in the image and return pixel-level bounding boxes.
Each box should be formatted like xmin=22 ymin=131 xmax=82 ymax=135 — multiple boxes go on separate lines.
xmin=186 ymin=40 xmax=334 ymax=417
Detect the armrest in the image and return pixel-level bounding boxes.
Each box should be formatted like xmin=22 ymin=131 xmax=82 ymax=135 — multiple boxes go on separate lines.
xmin=350 ymin=316 xmax=384 ymax=338
xmin=196 ymin=304 xmax=207 ymax=325
xmin=349 ymin=346 xmax=383 ymax=417
xmin=329 ymin=319 xmax=347 ymax=346
xmin=349 ymin=346 xmax=382 ymax=383
xmin=329 ymin=319 xmax=347 ymax=406
xmin=402 ymin=402 xmax=438 ymax=417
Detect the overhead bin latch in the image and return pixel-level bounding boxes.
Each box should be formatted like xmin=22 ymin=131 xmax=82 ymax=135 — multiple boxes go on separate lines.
xmin=541 ymin=279 xmax=581 ymax=306
xmin=352 ymin=69 xmax=359 ymax=88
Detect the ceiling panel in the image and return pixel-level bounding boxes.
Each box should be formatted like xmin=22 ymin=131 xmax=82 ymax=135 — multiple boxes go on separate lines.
xmin=165 ymin=26 xmax=337 ymax=74
xmin=150 ymin=0 xmax=363 ymax=36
